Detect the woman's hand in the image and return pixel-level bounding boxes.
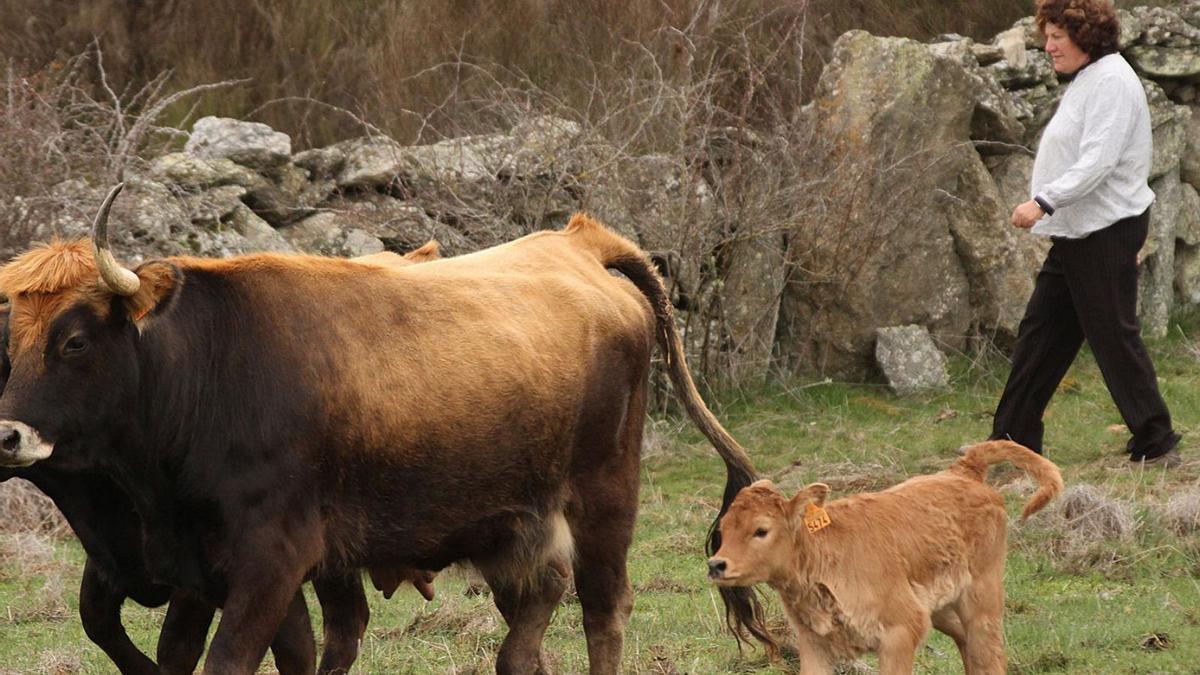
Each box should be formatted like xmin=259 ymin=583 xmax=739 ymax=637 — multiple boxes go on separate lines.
xmin=1011 ymin=200 xmax=1045 ymax=229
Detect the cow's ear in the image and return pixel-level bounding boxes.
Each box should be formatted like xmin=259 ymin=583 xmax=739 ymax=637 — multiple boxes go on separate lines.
xmin=404 ymin=239 xmax=440 ymax=263
xmin=123 ymin=261 xmax=180 ymax=328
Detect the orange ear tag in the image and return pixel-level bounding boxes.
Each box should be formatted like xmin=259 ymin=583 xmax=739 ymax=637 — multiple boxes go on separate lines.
xmin=803 ymin=503 xmax=831 ymax=534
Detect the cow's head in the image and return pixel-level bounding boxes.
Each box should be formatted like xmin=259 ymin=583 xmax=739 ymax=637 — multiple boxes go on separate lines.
xmin=0 ymin=185 xmax=178 ymax=468
xmin=707 ymin=479 xmax=830 ymax=587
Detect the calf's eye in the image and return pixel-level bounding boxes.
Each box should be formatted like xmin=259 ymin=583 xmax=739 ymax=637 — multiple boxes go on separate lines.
xmin=753 ymin=528 xmax=768 ymax=538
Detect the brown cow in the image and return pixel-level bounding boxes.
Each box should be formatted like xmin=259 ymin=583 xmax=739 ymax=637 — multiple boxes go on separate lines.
xmin=708 ymin=440 xmax=1063 ymax=675
xmin=0 ymin=185 xmax=759 ymax=674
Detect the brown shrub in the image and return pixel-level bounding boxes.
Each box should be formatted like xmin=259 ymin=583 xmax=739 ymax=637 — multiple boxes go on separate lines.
xmin=0 ymin=0 xmax=1032 ymax=147
xmin=0 ymin=479 xmax=69 ymax=538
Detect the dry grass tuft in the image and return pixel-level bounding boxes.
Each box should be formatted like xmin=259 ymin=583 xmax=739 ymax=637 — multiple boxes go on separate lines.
xmin=0 ymin=532 xmax=66 ymax=580
xmin=400 ymin=604 xmax=501 ymax=640
xmin=33 ymin=649 xmax=83 ymax=675
xmin=1161 ymin=488 xmax=1200 ymax=536
xmin=1057 ymin=484 xmax=1137 ymax=542
xmin=3 ymin=571 xmax=71 ymax=624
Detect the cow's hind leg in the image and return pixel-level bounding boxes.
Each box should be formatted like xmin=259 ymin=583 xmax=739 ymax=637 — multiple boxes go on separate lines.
xmin=156 ymin=590 xmax=217 ymax=675
xmin=567 ymin=372 xmax=644 ymax=675
xmin=269 ymin=590 xmax=317 ymax=675
xmin=202 ymin=520 xmax=323 ymax=675
xmin=313 ymin=571 xmax=370 ymax=674
xmin=479 ymin=548 xmax=570 ymax=675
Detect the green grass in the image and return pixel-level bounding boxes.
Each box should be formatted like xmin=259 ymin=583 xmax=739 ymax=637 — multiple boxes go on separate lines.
xmin=3 ymin=326 xmax=1200 ymax=673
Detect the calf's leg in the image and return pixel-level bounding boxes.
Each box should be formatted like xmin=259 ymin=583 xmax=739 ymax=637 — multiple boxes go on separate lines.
xmin=792 ymin=625 xmax=835 ymax=675
xmin=932 ymin=605 xmax=969 ymax=672
xmin=961 ymin=577 xmax=1006 ymax=675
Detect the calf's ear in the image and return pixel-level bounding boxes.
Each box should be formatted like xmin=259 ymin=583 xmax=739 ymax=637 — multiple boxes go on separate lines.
xmin=749 ymin=478 xmax=780 ymax=493
xmin=787 ymin=482 xmax=832 ymax=530
xmin=799 ymin=482 xmax=830 ymax=507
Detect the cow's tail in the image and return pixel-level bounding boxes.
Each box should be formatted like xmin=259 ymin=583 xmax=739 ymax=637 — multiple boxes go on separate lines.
xmin=563 ymin=213 xmax=774 ymax=654
xmin=957 ymin=440 xmax=1064 ymax=520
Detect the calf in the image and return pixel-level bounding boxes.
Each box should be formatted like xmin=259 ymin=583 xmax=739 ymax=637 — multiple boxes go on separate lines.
xmin=708 ymin=440 xmax=1063 ymax=675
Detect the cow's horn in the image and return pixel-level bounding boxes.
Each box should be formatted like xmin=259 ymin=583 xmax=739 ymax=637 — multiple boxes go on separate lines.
xmin=91 ymin=183 xmax=140 ymax=296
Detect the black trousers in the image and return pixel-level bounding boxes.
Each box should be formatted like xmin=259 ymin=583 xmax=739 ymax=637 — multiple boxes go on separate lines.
xmin=991 ymin=208 xmax=1178 ymax=459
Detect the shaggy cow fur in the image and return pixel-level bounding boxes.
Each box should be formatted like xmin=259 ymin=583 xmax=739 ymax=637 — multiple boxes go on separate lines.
xmin=708 ymin=440 xmax=1063 ymax=675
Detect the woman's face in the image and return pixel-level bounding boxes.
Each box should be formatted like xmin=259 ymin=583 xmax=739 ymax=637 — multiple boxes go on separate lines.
xmin=1043 ymin=22 xmax=1090 ymax=74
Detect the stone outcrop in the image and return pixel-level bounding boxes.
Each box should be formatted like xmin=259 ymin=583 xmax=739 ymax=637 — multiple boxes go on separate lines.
xmin=777 ymin=31 xmax=975 ymax=376
xmin=875 ymin=325 xmax=950 ymax=395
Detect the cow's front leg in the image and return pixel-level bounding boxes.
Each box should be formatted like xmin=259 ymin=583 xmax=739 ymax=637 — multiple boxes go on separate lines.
xmin=78 ymin=559 xmax=158 ymax=675
xmin=202 ymin=522 xmax=323 ymax=675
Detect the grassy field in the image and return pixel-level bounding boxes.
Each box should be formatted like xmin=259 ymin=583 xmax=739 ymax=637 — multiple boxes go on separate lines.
xmin=2 ymin=327 xmax=1199 ymax=674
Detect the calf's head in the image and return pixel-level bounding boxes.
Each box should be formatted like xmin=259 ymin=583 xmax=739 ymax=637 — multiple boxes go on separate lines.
xmin=0 ymin=185 xmax=177 ymax=468
xmin=708 ymin=479 xmax=831 ymax=586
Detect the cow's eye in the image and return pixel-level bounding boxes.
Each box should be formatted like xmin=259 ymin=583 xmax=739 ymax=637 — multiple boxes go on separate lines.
xmin=753 ymin=528 xmax=769 ymax=538
xmin=62 ymin=335 xmax=89 ymax=355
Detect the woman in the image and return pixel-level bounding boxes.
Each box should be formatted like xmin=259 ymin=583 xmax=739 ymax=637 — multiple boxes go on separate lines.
xmin=992 ymin=0 xmax=1181 ymax=466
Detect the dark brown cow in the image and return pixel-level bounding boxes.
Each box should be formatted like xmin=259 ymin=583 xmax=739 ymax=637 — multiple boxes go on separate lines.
xmin=0 ymin=185 xmax=760 ymax=674
xmin=0 ymin=240 xmax=443 ymax=673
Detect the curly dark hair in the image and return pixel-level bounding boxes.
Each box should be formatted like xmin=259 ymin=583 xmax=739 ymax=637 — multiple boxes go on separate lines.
xmin=1036 ymin=0 xmax=1121 ymax=60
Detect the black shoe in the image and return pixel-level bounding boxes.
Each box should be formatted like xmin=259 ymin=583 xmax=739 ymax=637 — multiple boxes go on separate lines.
xmin=1129 ymin=433 xmax=1182 ymax=467
xmin=1131 ymin=447 xmax=1182 ymax=467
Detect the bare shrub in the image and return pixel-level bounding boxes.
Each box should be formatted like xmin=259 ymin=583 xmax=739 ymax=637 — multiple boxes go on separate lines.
xmin=0 ymin=47 xmax=241 ymax=258
xmin=0 ymin=479 xmax=69 ymax=538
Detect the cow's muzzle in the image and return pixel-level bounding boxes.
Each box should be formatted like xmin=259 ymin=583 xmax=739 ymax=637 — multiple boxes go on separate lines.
xmin=0 ymin=421 xmax=53 ymax=467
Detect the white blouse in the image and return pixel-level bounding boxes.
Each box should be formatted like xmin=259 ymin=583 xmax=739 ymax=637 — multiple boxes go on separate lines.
xmin=1030 ymin=53 xmax=1156 ymax=239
